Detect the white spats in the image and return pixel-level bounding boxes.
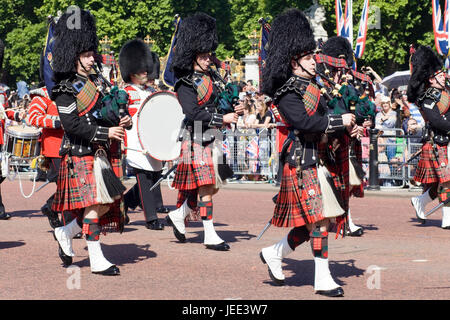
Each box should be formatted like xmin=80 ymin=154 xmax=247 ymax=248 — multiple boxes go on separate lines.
xmin=411 ymin=190 xmax=432 ymax=221
xmin=314 ymin=257 xmax=340 ymax=292
xmin=261 ymin=235 xmax=293 ymax=281
xmin=202 ymin=219 xmax=224 ymax=245
xmin=347 ymin=209 xmax=362 ymax=233
xmin=54 ymin=219 xmax=82 ymax=257
xmin=86 ymin=240 xmax=113 ymax=272
xmin=168 ymin=200 xmax=190 ymax=235
xmin=442 ymin=207 xmax=450 ymax=228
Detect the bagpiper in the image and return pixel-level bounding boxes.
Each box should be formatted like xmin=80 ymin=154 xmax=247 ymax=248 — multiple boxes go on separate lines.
xmin=167 ymin=12 xmax=243 ymax=251
xmin=408 ymin=45 xmax=450 ymax=229
xmin=50 ymin=7 xmax=132 ymax=275
xmin=320 ymin=36 xmax=375 ymax=236
xmin=259 ymin=8 xmax=355 ymax=297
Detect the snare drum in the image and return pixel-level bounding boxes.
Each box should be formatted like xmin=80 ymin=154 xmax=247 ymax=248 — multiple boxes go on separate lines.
xmin=4 ymin=125 xmax=41 ymax=160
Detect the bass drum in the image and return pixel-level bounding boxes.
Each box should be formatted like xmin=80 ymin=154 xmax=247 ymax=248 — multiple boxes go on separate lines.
xmin=137 ymin=91 xmax=184 ymax=161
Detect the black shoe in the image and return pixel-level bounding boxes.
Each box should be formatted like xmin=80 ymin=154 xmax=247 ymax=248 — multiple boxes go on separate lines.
xmin=53 ymin=232 xmax=72 ymax=267
xmin=156 ymin=206 xmax=170 ymax=214
xmin=259 ymin=252 xmax=285 ymax=286
xmin=346 ymin=227 xmax=363 ymax=237
xmin=41 ymin=204 xmax=62 ymax=229
xmin=165 ymin=215 xmax=186 ymax=243
xmin=205 ymin=242 xmax=230 ymax=251
xmin=316 ymin=287 xmax=344 ymax=297
xmin=146 ymin=219 xmax=165 ymax=230
xmin=0 ymin=212 xmax=11 ymax=220
xmin=92 ymin=265 xmax=120 ymax=276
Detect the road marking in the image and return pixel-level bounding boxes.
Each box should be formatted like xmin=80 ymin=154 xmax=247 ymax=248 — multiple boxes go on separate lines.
xmin=412 ymin=259 xmax=428 ymax=262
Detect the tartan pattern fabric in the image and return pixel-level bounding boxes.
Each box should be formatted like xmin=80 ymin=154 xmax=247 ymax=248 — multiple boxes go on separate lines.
xmin=310 ymin=229 xmax=328 ymax=259
xmin=351 ymin=70 xmax=372 ymax=83
xmin=76 ymin=79 xmax=100 ymax=116
xmin=199 ymin=200 xmax=213 ymax=220
xmin=52 ymin=141 xmax=124 ymax=234
xmin=438 ymin=185 xmax=450 ymax=203
xmin=315 ymin=53 xmax=347 ymax=68
xmin=324 ymin=135 xmax=350 ymax=211
xmin=287 ymin=226 xmax=310 ymax=250
xmin=350 ymin=139 xmax=365 ymax=198
xmin=414 ymin=142 xmax=450 ymax=184
xmin=303 ymin=83 xmax=321 ymax=116
xmin=272 ymin=161 xmax=325 ymax=228
xmin=437 ymin=91 xmax=450 ymax=115
xmin=196 ymin=75 xmax=213 ymax=106
xmin=172 ymin=141 xmax=216 ymax=190
xmin=176 ymin=189 xmax=199 ymax=210
xmin=82 ymin=218 xmax=100 ymax=241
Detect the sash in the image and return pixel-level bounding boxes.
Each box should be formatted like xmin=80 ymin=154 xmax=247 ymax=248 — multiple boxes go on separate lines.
xmin=76 ymin=79 xmax=100 ymax=116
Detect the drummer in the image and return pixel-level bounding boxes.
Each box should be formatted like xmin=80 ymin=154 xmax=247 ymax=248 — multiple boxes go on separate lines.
xmin=119 ymin=39 xmax=165 ymax=230
xmin=0 ymin=93 xmax=26 ymax=220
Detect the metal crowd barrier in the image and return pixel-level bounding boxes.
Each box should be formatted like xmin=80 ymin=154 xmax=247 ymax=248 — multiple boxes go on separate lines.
xmin=222 ymin=127 xmax=278 ymax=182
xmin=362 ymin=128 xmax=424 ymax=189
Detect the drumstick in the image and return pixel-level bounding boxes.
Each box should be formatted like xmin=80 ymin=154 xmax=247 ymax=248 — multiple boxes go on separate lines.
xmin=124 ymin=146 xmax=147 ymax=154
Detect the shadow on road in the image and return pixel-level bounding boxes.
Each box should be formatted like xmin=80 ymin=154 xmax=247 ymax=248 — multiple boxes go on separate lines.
xmin=187 ymin=229 xmax=256 ymax=244
xmin=0 ymin=240 xmax=26 ymax=250
xmin=409 ymin=218 xmax=443 ymax=228
xmin=73 ymin=243 xmax=157 ymax=268
xmin=262 ymin=258 xmax=365 ymax=287
xmin=8 ymin=210 xmax=40 ymax=219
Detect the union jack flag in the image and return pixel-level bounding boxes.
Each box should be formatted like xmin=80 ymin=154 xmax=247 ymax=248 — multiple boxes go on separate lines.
xmin=354 ymin=0 xmax=370 ymax=59
xmin=246 ymin=136 xmax=259 ymax=159
xmin=222 ymin=138 xmax=231 ymax=158
xmin=336 ymin=0 xmax=371 ymax=66
xmin=336 ymin=0 xmax=353 ymax=46
xmin=433 ymin=0 xmax=450 ymax=57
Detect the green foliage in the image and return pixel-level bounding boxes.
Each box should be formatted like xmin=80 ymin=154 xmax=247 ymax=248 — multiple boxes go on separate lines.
xmin=0 ymin=0 xmax=443 ymax=87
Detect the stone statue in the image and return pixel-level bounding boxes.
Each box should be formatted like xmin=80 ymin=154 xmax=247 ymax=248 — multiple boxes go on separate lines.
xmin=305 ymin=0 xmax=328 ymax=42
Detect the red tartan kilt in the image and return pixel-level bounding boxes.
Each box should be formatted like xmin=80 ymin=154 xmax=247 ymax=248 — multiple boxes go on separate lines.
xmin=272 ymin=163 xmax=325 ymax=228
xmin=52 ymin=144 xmax=124 ymax=233
xmin=414 ymin=142 xmax=450 ymax=184
xmin=171 ymin=141 xmax=215 ymax=190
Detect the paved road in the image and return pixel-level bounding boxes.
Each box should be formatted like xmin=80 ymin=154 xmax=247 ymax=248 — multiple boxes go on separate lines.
xmin=0 ymin=179 xmax=449 ymax=301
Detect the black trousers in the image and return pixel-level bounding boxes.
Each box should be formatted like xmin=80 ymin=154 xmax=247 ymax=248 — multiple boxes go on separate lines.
xmin=124 ymin=169 xmax=164 ymax=222
xmin=46 ymin=157 xmax=61 ymax=210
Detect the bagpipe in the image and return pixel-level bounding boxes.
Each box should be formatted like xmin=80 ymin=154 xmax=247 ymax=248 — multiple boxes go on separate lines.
xmin=314 ymin=52 xmax=375 ymax=125
xmin=91 ymin=63 xmax=130 ymax=127
xmin=208 ymin=55 xmax=240 ymax=114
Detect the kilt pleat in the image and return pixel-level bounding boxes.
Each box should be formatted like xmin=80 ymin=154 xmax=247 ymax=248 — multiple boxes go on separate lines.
xmin=52 ymin=142 xmax=124 ymax=233
xmin=172 ymin=141 xmax=215 ymax=190
xmin=414 ymin=142 xmax=450 ymax=185
xmin=272 ymin=163 xmax=325 ymax=228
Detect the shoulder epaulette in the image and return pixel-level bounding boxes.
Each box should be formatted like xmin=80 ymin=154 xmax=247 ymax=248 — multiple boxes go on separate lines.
xmin=274 ymin=76 xmax=309 ymax=104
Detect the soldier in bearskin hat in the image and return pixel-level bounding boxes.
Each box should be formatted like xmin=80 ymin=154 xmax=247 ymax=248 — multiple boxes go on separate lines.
xmin=166 ymin=12 xmax=243 ymax=251
xmin=119 ymin=38 xmax=166 ymax=230
xmin=259 ymin=8 xmax=355 ymax=297
xmin=50 ymin=7 xmax=132 ymax=275
xmin=320 ymin=36 xmax=374 ymax=237
xmin=408 ymin=45 xmax=450 ymax=229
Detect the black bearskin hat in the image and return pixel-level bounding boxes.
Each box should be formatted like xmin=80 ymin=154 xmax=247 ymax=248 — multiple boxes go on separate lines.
xmin=321 ymin=36 xmax=354 ymax=69
xmin=407 ymin=45 xmax=443 ymax=103
xmin=261 ymin=8 xmax=316 ymax=97
xmin=52 ymin=8 xmax=101 ymax=81
xmin=170 ymin=12 xmax=218 ymax=79
xmin=148 ymin=52 xmax=160 ymax=80
xmin=119 ymin=39 xmax=154 ymax=83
